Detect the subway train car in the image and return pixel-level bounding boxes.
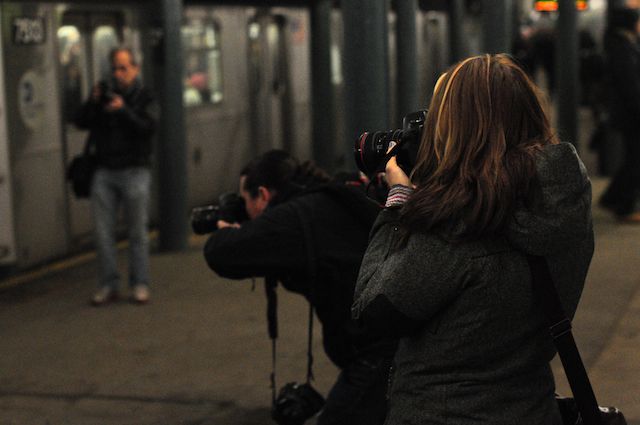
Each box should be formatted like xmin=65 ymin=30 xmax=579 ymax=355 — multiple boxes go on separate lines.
xmin=0 ymin=1 xmax=456 ymax=273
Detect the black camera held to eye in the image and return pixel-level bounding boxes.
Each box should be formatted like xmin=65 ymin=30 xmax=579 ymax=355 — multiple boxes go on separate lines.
xmin=354 ymin=110 xmax=427 ymax=178
xmin=190 ymin=192 xmax=248 ymax=234
xmin=98 ymin=80 xmax=116 ymax=104
xmin=272 ymin=382 xmax=325 ymax=425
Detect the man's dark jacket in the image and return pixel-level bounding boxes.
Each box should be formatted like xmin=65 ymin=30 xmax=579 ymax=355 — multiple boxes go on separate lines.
xmin=604 ymin=30 xmax=640 ymax=132
xmin=75 ymin=79 xmax=155 ymax=169
xmin=204 ymin=184 xmax=392 ymax=368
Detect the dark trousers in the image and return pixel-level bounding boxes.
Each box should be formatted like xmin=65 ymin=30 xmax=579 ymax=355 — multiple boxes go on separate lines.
xmin=317 ymin=355 xmax=391 ymax=425
xmin=601 ymin=127 xmax=640 ymax=215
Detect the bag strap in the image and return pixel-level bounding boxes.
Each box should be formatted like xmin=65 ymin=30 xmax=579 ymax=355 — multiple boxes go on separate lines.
xmin=83 ymin=134 xmax=96 ymax=157
xmin=265 ymin=196 xmax=323 ymax=400
xmin=526 ymin=255 xmax=603 ymax=425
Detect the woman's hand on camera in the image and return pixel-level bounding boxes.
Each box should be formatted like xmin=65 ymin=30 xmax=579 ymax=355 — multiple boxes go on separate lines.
xmin=385 ymin=155 xmax=411 ymax=187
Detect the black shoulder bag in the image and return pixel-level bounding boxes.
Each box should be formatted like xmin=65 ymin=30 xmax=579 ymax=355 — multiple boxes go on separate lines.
xmin=527 ymin=255 xmax=627 ymax=425
xmin=66 ymin=135 xmax=97 ymax=199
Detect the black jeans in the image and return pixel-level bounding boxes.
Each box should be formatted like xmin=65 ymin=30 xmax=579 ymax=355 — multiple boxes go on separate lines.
xmin=317 ymin=355 xmax=391 ymax=425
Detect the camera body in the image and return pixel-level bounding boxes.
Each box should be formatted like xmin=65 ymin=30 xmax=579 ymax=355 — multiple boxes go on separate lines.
xmin=272 ymin=382 xmax=325 ymax=425
xmin=98 ymin=80 xmax=116 ymax=104
xmin=354 ymin=110 xmax=427 ymax=178
xmin=190 ymin=192 xmax=248 ymax=234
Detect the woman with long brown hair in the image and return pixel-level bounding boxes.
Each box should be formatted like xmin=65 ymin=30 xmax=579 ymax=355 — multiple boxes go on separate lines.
xmin=352 ymin=54 xmax=594 ymax=424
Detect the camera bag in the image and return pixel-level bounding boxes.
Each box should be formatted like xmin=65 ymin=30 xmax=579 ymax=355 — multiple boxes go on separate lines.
xmin=67 ymin=135 xmax=96 ymax=199
xmin=527 ymin=255 xmax=627 ymax=425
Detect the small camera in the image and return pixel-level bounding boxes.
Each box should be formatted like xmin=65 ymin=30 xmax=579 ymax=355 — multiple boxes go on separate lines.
xmin=354 ymin=110 xmax=427 ymax=178
xmin=271 ymin=382 xmax=325 ymax=425
xmin=98 ymin=80 xmax=115 ymax=104
xmin=190 ymin=192 xmax=248 ymax=234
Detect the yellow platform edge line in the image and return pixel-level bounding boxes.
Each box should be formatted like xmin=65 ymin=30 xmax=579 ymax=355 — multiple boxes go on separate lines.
xmin=0 ymin=230 xmax=207 ymax=292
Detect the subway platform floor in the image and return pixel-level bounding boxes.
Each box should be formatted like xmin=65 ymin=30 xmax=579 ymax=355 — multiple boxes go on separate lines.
xmin=0 ymin=176 xmax=639 ymax=425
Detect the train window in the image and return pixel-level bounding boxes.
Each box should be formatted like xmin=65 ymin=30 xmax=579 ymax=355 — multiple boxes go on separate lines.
xmin=58 ymin=26 xmax=85 ymax=123
xmin=331 ymin=45 xmax=343 ymax=85
xmin=92 ymin=26 xmax=119 ymax=83
xmin=182 ymin=20 xmax=224 ymax=106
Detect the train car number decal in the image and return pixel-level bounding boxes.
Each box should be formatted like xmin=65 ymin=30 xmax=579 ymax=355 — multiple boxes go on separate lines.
xmin=12 ymin=17 xmax=46 ymax=45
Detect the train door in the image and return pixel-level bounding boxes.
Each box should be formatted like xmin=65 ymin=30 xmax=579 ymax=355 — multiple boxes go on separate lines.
xmin=1 ymin=3 xmax=67 ymax=267
xmin=57 ymin=12 xmax=123 ymax=246
xmin=248 ymin=11 xmax=294 ymax=154
xmin=0 ymin=11 xmax=16 ymax=266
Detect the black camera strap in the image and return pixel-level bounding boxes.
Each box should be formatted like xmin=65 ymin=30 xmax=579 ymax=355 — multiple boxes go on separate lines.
xmin=265 ymin=275 xmax=279 ymax=404
xmin=265 ymin=204 xmax=318 ymax=402
xmin=265 ymin=277 xmax=316 ymax=401
xmin=296 ymin=207 xmax=318 ymax=385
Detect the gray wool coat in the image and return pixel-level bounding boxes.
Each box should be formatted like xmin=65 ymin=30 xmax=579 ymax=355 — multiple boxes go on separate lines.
xmin=352 ymin=142 xmax=594 ymax=425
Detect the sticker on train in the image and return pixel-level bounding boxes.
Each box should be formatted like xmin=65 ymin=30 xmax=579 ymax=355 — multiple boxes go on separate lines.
xmin=12 ymin=17 xmax=46 ymax=45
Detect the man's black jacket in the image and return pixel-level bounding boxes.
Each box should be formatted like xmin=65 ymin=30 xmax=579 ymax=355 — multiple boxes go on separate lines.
xmin=75 ymin=79 xmax=155 ymax=169
xmin=604 ymin=30 xmax=640 ymax=132
xmin=204 ymin=184 xmax=392 ymax=368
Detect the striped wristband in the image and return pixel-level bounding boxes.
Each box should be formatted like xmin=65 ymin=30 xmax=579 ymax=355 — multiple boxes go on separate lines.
xmin=385 ymin=184 xmax=413 ymax=208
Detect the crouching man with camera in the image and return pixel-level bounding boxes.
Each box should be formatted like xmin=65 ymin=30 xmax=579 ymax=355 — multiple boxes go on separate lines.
xmin=203 ymin=150 xmax=396 ymax=425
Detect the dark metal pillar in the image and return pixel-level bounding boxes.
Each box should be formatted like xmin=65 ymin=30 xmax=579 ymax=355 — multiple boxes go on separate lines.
xmin=342 ymin=0 xmax=389 ymax=170
xmin=482 ymin=0 xmax=512 ymax=54
xmin=607 ymin=0 xmax=625 ymax=24
xmin=447 ymin=0 xmax=465 ymax=63
xmin=512 ymin=0 xmax=522 ymax=49
xmin=396 ymin=0 xmax=419 ymax=125
xmin=158 ymin=0 xmax=187 ymax=251
xmin=310 ymin=0 xmax=335 ymax=171
xmin=556 ymin=0 xmax=579 ymax=146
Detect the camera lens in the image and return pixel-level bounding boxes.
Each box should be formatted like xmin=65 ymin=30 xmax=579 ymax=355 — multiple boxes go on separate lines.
xmin=354 ymin=110 xmax=427 ymax=178
xmin=190 ymin=205 xmax=220 ymax=235
xmin=354 ymin=130 xmax=402 ymax=177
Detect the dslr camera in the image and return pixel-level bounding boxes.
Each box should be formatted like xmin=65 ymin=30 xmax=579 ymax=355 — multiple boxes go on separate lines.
xmin=272 ymin=382 xmax=325 ymax=425
xmin=354 ymin=110 xmax=427 ymax=177
xmin=190 ymin=192 xmax=248 ymax=234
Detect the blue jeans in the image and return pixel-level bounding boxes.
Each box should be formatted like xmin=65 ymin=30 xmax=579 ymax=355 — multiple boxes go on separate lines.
xmin=91 ymin=167 xmax=151 ymax=289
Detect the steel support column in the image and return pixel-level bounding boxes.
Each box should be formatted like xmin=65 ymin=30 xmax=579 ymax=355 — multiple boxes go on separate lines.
xmin=158 ymin=0 xmax=188 ymax=251
xmin=556 ymin=0 xmax=579 ymax=147
xmin=482 ymin=0 xmax=512 ymax=54
xmin=342 ymin=0 xmax=389 ymax=170
xmin=396 ymin=0 xmax=419 ymax=124
xmin=447 ymin=0 xmax=465 ymax=63
xmin=310 ymin=0 xmax=335 ymax=171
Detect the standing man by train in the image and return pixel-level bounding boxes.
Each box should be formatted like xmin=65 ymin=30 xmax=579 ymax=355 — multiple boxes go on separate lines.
xmin=75 ymin=47 xmax=156 ymax=306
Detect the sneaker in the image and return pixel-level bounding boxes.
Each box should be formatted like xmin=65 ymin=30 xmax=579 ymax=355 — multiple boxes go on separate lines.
xmin=131 ymin=284 xmax=150 ymax=304
xmin=91 ymin=287 xmax=118 ymax=306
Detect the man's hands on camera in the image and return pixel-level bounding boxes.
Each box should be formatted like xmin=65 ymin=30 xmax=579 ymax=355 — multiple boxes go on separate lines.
xmin=217 ymin=220 xmax=241 ymax=229
xmin=90 ymin=83 xmax=124 ymax=112
xmin=105 ymin=95 xmax=124 ymax=112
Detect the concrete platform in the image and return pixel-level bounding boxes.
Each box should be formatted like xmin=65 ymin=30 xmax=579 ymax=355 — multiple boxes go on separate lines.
xmin=0 ymin=177 xmax=639 ymax=425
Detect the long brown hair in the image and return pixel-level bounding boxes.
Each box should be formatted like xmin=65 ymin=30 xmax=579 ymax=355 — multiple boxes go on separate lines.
xmin=400 ymin=54 xmax=557 ymax=239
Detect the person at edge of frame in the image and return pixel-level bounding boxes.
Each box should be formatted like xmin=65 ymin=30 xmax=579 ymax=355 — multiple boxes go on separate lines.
xmin=352 ymin=54 xmax=594 ymax=425
xmin=203 ymin=150 xmax=397 ymax=425
xmin=75 ymin=47 xmax=156 ymax=306
xmin=599 ymin=7 xmax=640 ymax=223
